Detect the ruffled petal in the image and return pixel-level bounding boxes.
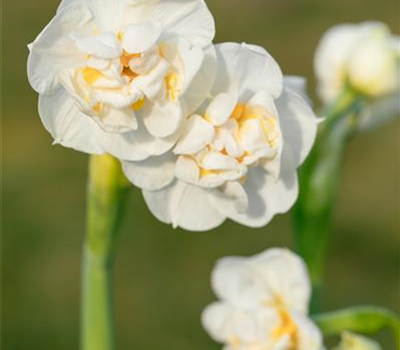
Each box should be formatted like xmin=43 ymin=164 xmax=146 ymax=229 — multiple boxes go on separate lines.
xmin=175 ymin=156 xmax=200 ymax=184
xmin=39 ymin=88 xmax=104 ymax=154
xmin=291 ymin=311 xmax=324 ymax=350
xmin=151 ymin=0 xmax=215 ymax=47
xmin=250 ymin=248 xmax=311 ymax=314
xmin=95 ymin=119 xmax=178 ymax=161
xmin=212 ymin=43 xmax=283 ymax=101
xmin=173 ymin=115 xmax=214 ymax=155
xmin=202 ymin=303 xmax=277 ymax=345
xmin=92 ymin=106 xmax=138 ymax=133
xmin=28 ymin=2 xmax=92 ymax=94
xmin=122 ymin=153 xmax=176 ymax=191
xmin=206 ymin=90 xmax=238 ymax=126
xmin=121 ymin=22 xmax=161 ymax=54
xmin=211 ymin=162 xmax=298 ymax=228
xmin=142 ymin=180 xmax=226 ymax=231
xmin=211 ymin=181 xmax=249 ymax=214
xmin=133 ymin=59 xmax=170 ymax=102
xmin=211 ymin=256 xmax=266 ymax=307
xmin=276 ymin=85 xmax=318 ymax=168
xmin=141 ymin=99 xmax=183 ymax=138
xmin=180 ymin=44 xmax=217 ymax=115
xmin=75 ymin=32 xmax=121 ymax=59
xmin=58 ymin=0 xmax=124 ymax=32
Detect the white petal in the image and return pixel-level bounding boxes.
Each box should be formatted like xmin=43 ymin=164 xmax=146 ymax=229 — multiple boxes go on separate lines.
xmin=150 ymin=0 xmax=215 ymax=47
xmin=212 ymin=181 xmax=249 ymax=214
xmin=247 ymin=90 xmax=279 ymax=116
xmin=142 ymin=180 xmax=226 ymax=231
xmin=291 ymin=311 xmax=324 ymax=350
xmin=39 ymin=88 xmax=104 ymax=154
xmin=212 ymin=164 xmax=298 ymax=228
xmin=211 ymin=256 xmax=266 ymax=307
xmin=175 ymin=156 xmax=200 ymax=184
xmin=87 ymin=56 xmax=110 ymax=70
xmin=176 ymin=38 xmax=205 ymax=91
xmin=202 ymin=303 xmax=274 ymax=345
xmin=121 ymin=22 xmax=161 ymax=54
xmin=181 ymin=44 xmax=217 ymax=115
xmin=133 ymin=59 xmax=170 ymax=102
xmin=276 ymin=86 xmax=318 ymax=168
xmin=206 ymin=90 xmax=238 ymax=126
xmin=58 ymin=0 xmax=124 ymax=32
xmin=122 ymin=153 xmax=176 ymax=191
xmin=173 ymin=115 xmax=214 ymax=155
xmin=95 ymin=119 xmax=178 ymax=161
xmin=250 ymin=249 xmax=311 ymax=313
xmin=128 ymin=46 xmax=160 ymax=75
xmin=92 ymin=106 xmax=138 ymax=133
xmin=213 ymin=43 xmax=283 ymax=101
xmin=202 ymin=303 xmax=236 ymax=343
xmin=141 ymin=99 xmax=183 ymax=138
xmin=283 ymin=76 xmax=308 ymax=99
xmin=202 ymin=152 xmax=239 ymax=170
xmin=75 ymin=32 xmax=122 ymax=59
xmin=27 ymin=2 xmax=92 ymax=94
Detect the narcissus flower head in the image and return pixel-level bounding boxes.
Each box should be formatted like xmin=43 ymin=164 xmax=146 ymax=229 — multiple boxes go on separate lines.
xmin=315 ymin=21 xmax=399 ymax=101
xmin=202 ymin=248 xmax=325 ymax=350
xmin=314 ymin=22 xmax=399 ymax=131
xmin=123 ymin=43 xmax=318 ymax=231
xmin=28 ymin=0 xmax=216 ymax=160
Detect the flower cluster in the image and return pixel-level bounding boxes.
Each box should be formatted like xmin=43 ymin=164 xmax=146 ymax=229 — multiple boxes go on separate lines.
xmin=28 ymin=0 xmax=318 ymax=231
xmin=202 ymin=248 xmax=325 ymax=350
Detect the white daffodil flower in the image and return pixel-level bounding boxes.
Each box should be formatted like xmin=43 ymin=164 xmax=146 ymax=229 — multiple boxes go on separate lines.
xmin=334 ymin=332 xmax=382 ymax=350
xmin=123 ymin=43 xmax=318 ymax=231
xmin=201 ymin=248 xmax=325 ymax=350
xmin=28 ymin=0 xmax=216 ymax=160
xmin=314 ymin=21 xmax=399 ymax=131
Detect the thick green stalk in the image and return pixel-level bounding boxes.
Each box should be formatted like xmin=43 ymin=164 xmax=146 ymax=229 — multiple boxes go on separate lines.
xmin=313 ymin=306 xmax=400 ymax=348
xmin=293 ymin=88 xmax=364 ymax=312
xmin=81 ymin=154 xmax=130 ymax=350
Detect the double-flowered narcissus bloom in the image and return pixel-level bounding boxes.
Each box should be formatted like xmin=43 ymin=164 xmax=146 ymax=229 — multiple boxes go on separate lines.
xmin=334 ymin=332 xmax=382 ymax=350
xmin=315 ymin=21 xmax=399 ymax=130
xmin=123 ymin=43 xmax=318 ymax=231
xmin=28 ymin=0 xmax=216 ymax=160
xmin=202 ymin=248 xmax=325 ymax=350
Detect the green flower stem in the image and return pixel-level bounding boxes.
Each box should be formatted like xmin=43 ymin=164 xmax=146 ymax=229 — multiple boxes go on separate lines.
xmin=81 ymin=154 xmax=130 ymax=350
xmin=313 ymin=306 xmax=400 ymax=348
xmin=293 ymin=87 xmax=365 ymax=313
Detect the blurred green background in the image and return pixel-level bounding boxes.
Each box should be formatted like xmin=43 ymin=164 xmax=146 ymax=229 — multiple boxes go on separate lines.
xmin=2 ymin=0 xmax=399 ymax=349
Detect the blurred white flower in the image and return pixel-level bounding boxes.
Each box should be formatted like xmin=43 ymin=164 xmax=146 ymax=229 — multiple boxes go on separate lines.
xmin=334 ymin=332 xmax=382 ymax=350
xmin=314 ymin=21 xmax=399 ymax=130
xmin=202 ymin=248 xmax=325 ymax=350
xmin=122 ymin=43 xmax=318 ymax=231
xmin=28 ymin=0 xmax=216 ymax=160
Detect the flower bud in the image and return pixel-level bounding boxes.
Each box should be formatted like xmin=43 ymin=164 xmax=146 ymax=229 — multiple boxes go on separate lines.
xmin=348 ymin=29 xmax=399 ymax=97
xmin=315 ymin=22 xmax=399 ymax=101
xmin=334 ymin=332 xmax=382 ymax=350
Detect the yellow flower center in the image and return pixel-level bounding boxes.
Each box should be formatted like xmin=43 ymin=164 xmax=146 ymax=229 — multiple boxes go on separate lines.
xmin=272 ymin=309 xmax=298 ymax=350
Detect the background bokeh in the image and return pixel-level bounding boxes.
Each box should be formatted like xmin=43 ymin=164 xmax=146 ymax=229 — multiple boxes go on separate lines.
xmin=2 ymin=0 xmax=399 ymax=349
